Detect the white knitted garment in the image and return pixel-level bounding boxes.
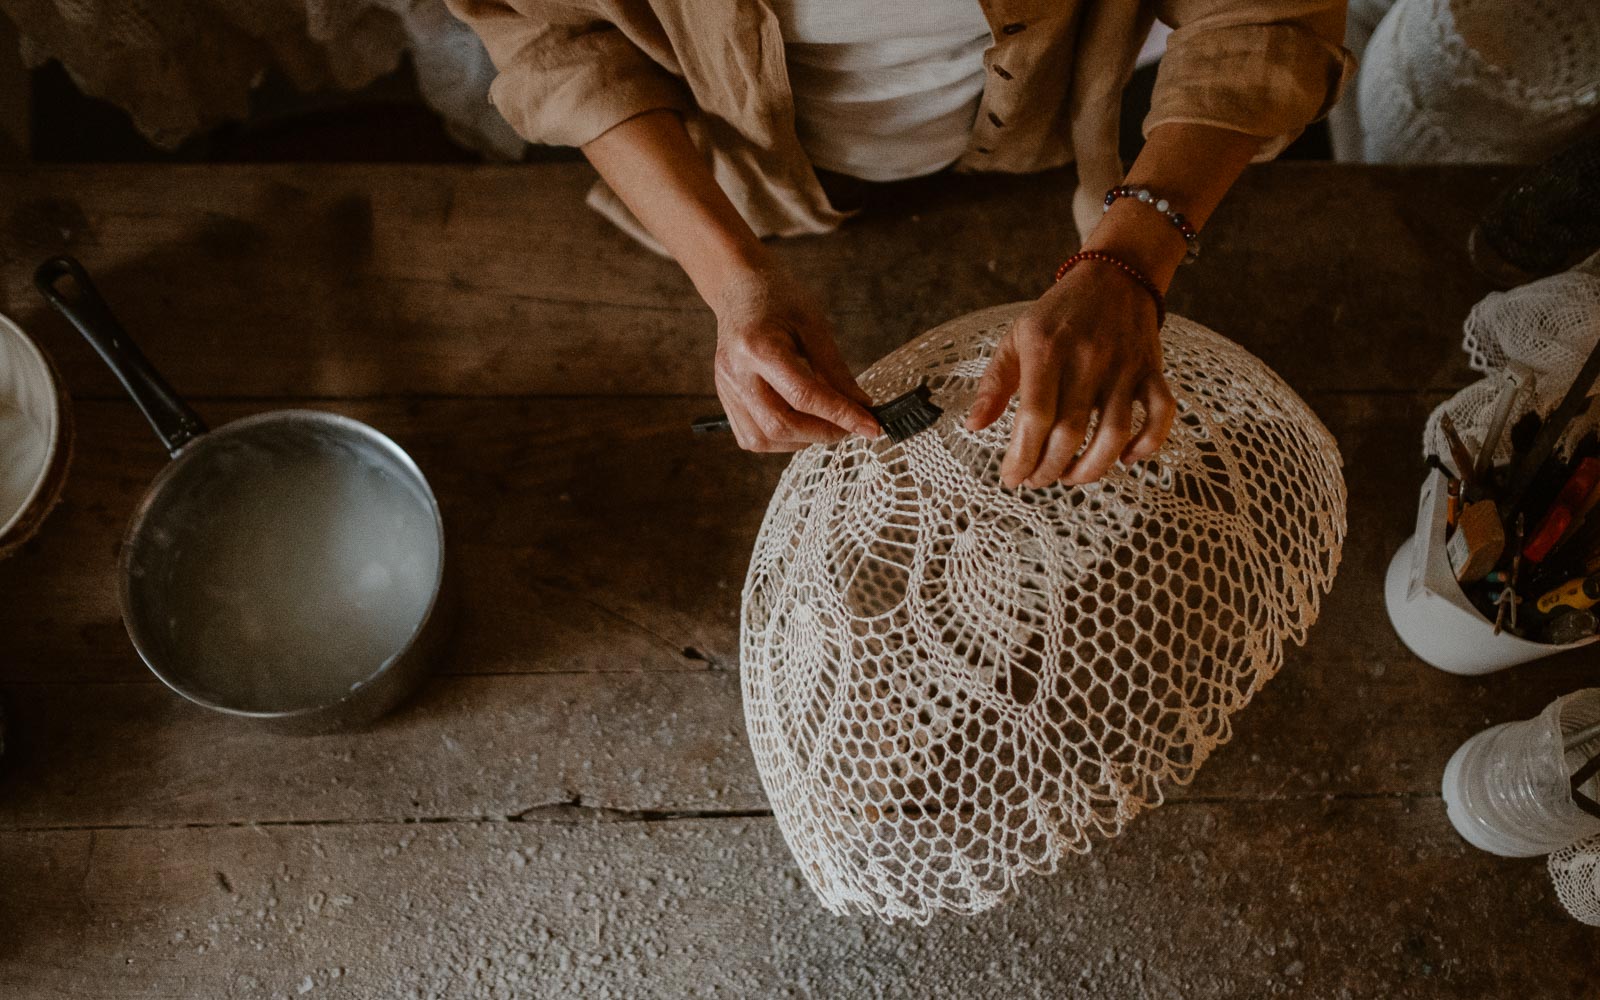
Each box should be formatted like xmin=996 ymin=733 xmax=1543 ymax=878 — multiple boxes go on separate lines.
xmin=1357 ymin=0 xmax=1600 ymax=164
xmin=740 ymin=303 xmax=1348 ymax=922
xmin=1424 ymin=256 xmax=1600 ymax=474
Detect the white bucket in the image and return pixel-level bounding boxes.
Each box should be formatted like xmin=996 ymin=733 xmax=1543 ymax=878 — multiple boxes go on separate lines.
xmin=0 ymin=309 xmax=71 ymax=557
xmin=1383 ymin=469 xmax=1598 ymax=674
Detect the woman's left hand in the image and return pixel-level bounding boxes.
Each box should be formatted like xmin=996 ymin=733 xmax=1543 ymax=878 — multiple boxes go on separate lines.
xmin=965 ymin=262 xmax=1177 ymax=488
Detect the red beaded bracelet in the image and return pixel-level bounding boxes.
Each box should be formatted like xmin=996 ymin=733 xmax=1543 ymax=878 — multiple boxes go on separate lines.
xmin=1053 ymin=250 xmax=1167 ymax=329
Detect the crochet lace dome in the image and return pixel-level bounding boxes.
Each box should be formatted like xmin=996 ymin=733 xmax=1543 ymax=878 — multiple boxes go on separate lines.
xmin=740 ymin=303 xmax=1347 ymax=922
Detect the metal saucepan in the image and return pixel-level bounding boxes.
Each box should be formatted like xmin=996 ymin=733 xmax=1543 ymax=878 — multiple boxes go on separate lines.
xmin=36 ymin=256 xmax=448 ymax=732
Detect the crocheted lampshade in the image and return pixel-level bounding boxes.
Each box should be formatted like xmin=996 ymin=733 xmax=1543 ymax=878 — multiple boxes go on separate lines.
xmin=741 ymin=303 xmax=1347 ymax=922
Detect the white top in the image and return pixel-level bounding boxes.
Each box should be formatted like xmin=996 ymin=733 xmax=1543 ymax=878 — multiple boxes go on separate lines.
xmin=768 ymin=0 xmax=993 ymax=183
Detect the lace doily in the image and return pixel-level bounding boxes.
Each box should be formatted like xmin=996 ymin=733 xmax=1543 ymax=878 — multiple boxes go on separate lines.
xmin=1550 ymin=834 xmax=1600 ymax=926
xmin=1424 ymin=254 xmax=1600 ymax=473
xmin=1357 ymin=0 xmax=1600 ymax=164
xmin=4 ymin=0 xmax=522 ymax=158
xmin=741 ymin=303 xmax=1348 ymax=922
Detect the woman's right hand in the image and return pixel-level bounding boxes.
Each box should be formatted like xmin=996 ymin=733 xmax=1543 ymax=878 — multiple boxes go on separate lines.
xmin=578 ymin=111 xmax=878 ymax=449
xmin=710 ymin=266 xmax=881 ymax=452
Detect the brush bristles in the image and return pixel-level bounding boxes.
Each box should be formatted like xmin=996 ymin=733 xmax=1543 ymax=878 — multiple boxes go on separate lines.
xmin=881 ymin=412 xmax=939 ymax=443
xmin=872 ymin=383 xmax=943 ymax=443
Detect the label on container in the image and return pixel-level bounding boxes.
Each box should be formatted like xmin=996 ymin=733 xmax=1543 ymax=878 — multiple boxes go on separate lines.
xmin=1446 ymin=526 xmax=1472 ymax=579
xmin=1409 ymin=472 xmax=1441 ymax=601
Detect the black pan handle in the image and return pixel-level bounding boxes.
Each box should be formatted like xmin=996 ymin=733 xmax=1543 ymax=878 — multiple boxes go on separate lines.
xmin=35 ymin=256 xmax=206 ymax=456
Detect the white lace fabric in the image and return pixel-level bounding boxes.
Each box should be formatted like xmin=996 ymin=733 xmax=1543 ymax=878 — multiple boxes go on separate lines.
xmin=1550 ymin=834 xmax=1600 ymax=926
xmin=1424 ymin=255 xmax=1600 ymax=474
xmin=741 ymin=303 xmax=1348 ymax=922
xmin=4 ymin=0 xmax=523 ymax=158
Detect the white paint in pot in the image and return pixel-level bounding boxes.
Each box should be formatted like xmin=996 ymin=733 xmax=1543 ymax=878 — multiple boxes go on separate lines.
xmin=1383 ymin=469 xmax=1597 ymax=674
xmin=128 ymin=423 xmax=441 ymax=714
xmin=0 ymin=312 xmax=60 ymax=538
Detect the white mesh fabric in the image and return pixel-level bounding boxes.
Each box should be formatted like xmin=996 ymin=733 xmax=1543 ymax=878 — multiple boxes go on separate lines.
xmin=1423 ymin=257 xmax=1600 ymax=473
xmin=741 ymin=303 xmax=1348 ymax=922
xmin=1357 ymin=0 xmax=1600 ymax=164
xmin=1550 ymin=834 xmax=1600 ymax=926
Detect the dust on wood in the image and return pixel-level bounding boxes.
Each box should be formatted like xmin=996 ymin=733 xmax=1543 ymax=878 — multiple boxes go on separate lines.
xmin=1 ymin=803 xmax=1587 ymax=1000
xmin=0 ymin=163 xmax=1502 ymax=400
xmin=0 ymin=162 xmax=1581 ymax=997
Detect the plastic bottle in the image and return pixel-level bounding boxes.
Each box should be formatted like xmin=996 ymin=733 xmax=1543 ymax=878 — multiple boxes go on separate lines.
xmin=1441 ymin=688 xmax=1600 ymax=856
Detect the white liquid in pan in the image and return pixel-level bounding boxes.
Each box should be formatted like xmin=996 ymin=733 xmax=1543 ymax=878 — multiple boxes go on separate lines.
xmin=142 ymin=432 xmax=440 ymax=714
xmin=0 ymin=401 xmax=47 ymax=524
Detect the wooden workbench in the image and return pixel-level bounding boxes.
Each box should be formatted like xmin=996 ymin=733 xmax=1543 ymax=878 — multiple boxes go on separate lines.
xmin=0 ymin=162 xmax=1594 ymax=998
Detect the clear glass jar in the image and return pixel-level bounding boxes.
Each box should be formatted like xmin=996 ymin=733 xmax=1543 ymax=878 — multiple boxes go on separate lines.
xmin=1442 ymin=688 xmax=1600 ymax=856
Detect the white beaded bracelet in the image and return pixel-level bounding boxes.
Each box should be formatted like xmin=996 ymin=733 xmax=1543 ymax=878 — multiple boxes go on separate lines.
xmin=1104 ymin=185 xmax=1202 ymax=264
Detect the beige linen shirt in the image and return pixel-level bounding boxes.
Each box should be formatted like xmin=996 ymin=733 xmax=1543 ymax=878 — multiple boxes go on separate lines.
xmin=449 ymin=0 xmax=1354 ymax=250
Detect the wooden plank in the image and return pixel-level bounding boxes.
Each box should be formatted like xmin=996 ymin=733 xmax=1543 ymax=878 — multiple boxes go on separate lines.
xmin=1 ymin=397 xmax=771 ymax=683
xmin=0 ymin=16 xmax=26 ymax=163
xmin=0 ymin=673 xmax=759 ymax=829
xmin=3 ymin=639 xmax=1595 ymax=830
xmin=0 ymin=388 xmax=1515 ymax=685
xmin=6 ymin=600 xmax=1596 ymax=829
xmin=4 ymin=391 xmax=1598 ymax=826
xmin=1 ymin=801 xmax=1589 ymax=999
xmin=0 ymin=163 xmax=1502 ymax=399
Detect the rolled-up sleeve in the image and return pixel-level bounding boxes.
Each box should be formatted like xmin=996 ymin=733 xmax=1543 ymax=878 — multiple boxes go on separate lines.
xmin=447 ymin=0 xmax=691 ymax=148
xmin=1148 ymin=0 xmax=1356 ymax=160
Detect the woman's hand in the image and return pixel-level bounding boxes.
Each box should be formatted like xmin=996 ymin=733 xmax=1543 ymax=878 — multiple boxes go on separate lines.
xmin=965 ymin=263 xmax=1177 ymax=487
xmin=579 ymin=112 xmax=876 ymax=452
xmin=710 ymin=266 xmax=880 ymax=452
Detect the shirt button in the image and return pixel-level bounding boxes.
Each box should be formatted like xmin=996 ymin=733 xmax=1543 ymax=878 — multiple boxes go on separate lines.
xmin=1001 ymin=22 xmax=1026 ymax=34
xmin=992 ymin=65 xmax=1014 ymax=80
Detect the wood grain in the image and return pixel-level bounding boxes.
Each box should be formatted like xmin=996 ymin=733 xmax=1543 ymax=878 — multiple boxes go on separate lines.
xmin=0 ymin=388 xmax=1532 ymax=684
xmin=3 ymin=390 xmax=1596 ymax=828
xmin=0 ymin=673 xmax=758 ymax=829
xmin=1 ymin=397 xmax=773 ymax=683
xmin=0 ymin=163 xmax=1503 ymax=400
xmin=0 ymin=19 xmax=26 ymax=165
xmin=3 ymin=640 xmax=1596 ymax=831
xmin=1 ymin=802 xmax=1588 ymax=1000
xmin=1 ymin=161 xmax=1586 ymax=996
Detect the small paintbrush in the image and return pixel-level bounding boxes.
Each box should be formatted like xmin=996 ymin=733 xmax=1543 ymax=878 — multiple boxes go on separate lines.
xmin=1439 ymin=412 xmax=1477 ymax=488
xmin=691 ymin=381 xmax=943 ymax=444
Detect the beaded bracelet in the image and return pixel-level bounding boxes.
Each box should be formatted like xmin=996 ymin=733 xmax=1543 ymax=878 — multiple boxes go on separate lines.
xmin=1054 ymin=249 xmax=1166 ymax=329
xmin=1104 ymin=185 xmax=1201 ymax=264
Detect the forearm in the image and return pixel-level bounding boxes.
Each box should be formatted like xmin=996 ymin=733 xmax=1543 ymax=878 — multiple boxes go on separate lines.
xmin=581 ymin=109 xmax=767 ymax=304
xmin=1082 ymin=122 xmax=1262 ymax=290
